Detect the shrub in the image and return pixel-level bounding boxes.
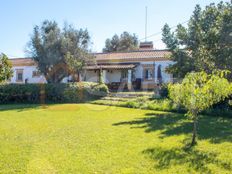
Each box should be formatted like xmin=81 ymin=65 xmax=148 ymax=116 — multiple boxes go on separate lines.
xmin=124 ymin=96 xmax=149 ymax=109
xmin=147 ymin=99 xmax=176 ymax=112
xmin=0 ymin=82 xmax=108 ymax=104
xmin=0 ymin=84 xmax=41 ymax=103
xmin=159 ymin=84 xmax=169 ymax=98
xmin=125 ymin=101 xmax=139 ymax=108
xmin=63 ymin=82 xmax=108 ymax=102
xmin=42 ymin=83 xmax=67 ymax=103
xmin=153 ymin=84 xmax=169 ymax=99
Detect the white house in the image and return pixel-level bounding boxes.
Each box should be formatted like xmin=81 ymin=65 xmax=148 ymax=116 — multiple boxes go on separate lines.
xmin=10 ymin=58 xmax=47 ymax=84
xmin=9 ymin=42 xmax=174 ymax=90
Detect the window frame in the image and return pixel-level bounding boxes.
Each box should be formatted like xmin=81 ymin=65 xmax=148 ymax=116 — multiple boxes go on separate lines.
xmin=144 ymin=68 xmax=153 ymax=81
xmin=32 ymin=70 xmax=41 ymax=78
xmin=16 ymin=69 xmax=24 ymax=82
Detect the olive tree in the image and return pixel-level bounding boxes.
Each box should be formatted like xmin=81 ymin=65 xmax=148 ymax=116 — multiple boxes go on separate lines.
xmin=168 ymin=71 xmax=232 ymax=146
xmin=28 ymin=20 xmax=92 ymax=83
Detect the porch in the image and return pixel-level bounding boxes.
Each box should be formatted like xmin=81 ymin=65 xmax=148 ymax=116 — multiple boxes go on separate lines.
xmin=83 ymin=64 xmax=137 ymax=90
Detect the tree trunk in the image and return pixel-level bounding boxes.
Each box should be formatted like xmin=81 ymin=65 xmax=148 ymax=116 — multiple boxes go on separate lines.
xmin=77 ymin=72 xmax=80 ymax=82
xmin=72 ymin=72 xmax=80 ymax=82
xmin=191 ymin=115 xmax=197 ymax=146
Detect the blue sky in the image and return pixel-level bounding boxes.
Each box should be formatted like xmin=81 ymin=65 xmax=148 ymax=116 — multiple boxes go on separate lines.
xmin=0 ymin=0 xmax=226 ymax=57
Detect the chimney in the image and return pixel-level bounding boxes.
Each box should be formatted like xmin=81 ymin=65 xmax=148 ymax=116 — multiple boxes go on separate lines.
xmin=139 ymin=41 xmax=154 ymax=50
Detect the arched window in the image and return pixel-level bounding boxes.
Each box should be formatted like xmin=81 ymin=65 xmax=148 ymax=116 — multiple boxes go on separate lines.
xmin=157 ymin=65 xmax=162 ymax=84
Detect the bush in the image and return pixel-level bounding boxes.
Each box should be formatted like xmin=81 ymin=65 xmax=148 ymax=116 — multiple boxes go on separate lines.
xmin=211 ymin=95 xmax=232 ymax=110
xmin=153 ymin=84 xmax=169 ymax=99
xmin=0 ymin=82 xmax=108 ymax=104
xmin=159 ymin=84 xmax=169 ymax=98
xmin=0 ymin=84 xmax=41 ymax=103
xmin=63 ymin=82 xmax=108 ymax=103
xmin=124 ymin=96 xmax=149 ymax=109
xmin=45 ymin=83 xmax=66 ymax=102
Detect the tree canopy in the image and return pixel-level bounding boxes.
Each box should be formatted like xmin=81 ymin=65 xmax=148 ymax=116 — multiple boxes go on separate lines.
xmin=168 ymin=71 xmax=232 ymax=146
xmin=28 ymin=20 xmax=93 ymax=83
xmin=0 ymin=54 xmax=13 ymax=83
xmin=162 ymin=1 xmax=232 ymax=78
xmin=103 ymin=32 xmax=139 ymax=52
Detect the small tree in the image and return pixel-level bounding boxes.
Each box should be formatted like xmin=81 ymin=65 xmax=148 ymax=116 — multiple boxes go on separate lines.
xmin=103 ymin=32 xmax=139 ymax=52
xmin=169 ymin=71 xmax=232 ymax=146
xmin=0 ymin=54 xmax=13 ymax=83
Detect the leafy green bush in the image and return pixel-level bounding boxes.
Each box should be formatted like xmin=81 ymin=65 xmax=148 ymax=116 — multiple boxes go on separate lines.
xmin=147 ymin=99 xmax=174 ymax=111
xmin=0 ymin=82 xmax=108 ymax=104
xmin=0 ymin=84 xmax=41 ymax=103
xmin=45 ymin=83 xmax=67 ymax=102
xmin=153 ymin=84 xmax=169 ymax=99
xmin=159 ymin=84 xmax=169 ymax=98
xmin=63 ymin=82 xmax=108 ymax=102
xmin=124 ymin=96 xmax=149 ymax=109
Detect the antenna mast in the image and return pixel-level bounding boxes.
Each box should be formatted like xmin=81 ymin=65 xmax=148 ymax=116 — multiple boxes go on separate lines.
xmin=145 ymin=6 xmax=148 ymax=42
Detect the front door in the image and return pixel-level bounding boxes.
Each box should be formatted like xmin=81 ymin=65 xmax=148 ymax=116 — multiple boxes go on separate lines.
xmin=121 ymin=70 xmax=127 ymax=82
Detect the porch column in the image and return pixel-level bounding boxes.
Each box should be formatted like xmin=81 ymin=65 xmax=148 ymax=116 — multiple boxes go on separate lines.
xmin=102 ymin=70 xmax=107 ymax=83
xmin=127 ymin=69 xmax=132 ymax=91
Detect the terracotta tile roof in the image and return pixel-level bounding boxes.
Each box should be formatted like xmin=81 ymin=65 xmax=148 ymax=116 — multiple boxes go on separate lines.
xmin=84 ymin=64 xmax=136 ymax=70
xmin=10 ymin=58 xmax=37 ymax=66
xmin=94 ymin=50 xmax=171 ymax=60
xmin=9 ymin=50 xmax=171 ymax=67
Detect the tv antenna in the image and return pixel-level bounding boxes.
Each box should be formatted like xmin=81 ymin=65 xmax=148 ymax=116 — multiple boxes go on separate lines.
xmin=145 ymin=6 xmax=148 ymax=42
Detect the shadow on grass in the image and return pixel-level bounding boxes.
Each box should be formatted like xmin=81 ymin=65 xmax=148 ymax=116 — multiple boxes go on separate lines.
xmin=0 ymin=104 xmax=47 ymax=112
xmin=113 ymin=112 xmax=232 ymax=144
xmin=143 ymin=146 xmax=232 ymax=173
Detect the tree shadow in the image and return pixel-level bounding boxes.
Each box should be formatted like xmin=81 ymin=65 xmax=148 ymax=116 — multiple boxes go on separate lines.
xmin=0 ymin=104 xmax=47 ymax=112
xmin=113 ymin=113 xmax=185 ymax=133
xmin=112 ymin=112 xmax=232 ymax=144
xmin=143 ymin=146 xmax=232 ymax=173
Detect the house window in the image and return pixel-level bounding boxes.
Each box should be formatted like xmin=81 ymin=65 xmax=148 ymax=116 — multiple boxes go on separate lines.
xmin=16 ymin=69 xmax=23 ymax=82
xmin=32 ymin=71 xmax=40 ymax=77
xmin=121 ymin=70 xmax=127 ymax=79
xmin=144 ymin=68 xmax=153 ymax=80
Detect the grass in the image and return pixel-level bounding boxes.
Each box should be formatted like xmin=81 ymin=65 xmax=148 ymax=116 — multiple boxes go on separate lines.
xmin=0 ymin=104 xmax=232 ymax=173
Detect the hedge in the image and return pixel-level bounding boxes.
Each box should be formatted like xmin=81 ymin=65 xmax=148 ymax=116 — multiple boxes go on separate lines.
xmin=0 ymin=82 xmax=108 ymax=104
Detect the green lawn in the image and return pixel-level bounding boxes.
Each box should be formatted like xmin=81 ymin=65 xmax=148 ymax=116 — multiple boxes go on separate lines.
xmin=0 ymin=104 xmax=232 ymax=174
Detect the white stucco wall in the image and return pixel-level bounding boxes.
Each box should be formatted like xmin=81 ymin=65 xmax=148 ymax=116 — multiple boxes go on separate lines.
xmin=136 ymin=61 xmax=173 ymax=85
xmin=154 ymin=60 xmax=173 ymax=83
xmin=134 ymin=65 xmax=143 ymax=79
xmin=84 ymin=70 xmax=122 ymax=84
xmin=10 ymin=66 xmax=46 ymax=84
xmin=105 ymin=70 xmax=121 ymax=83
xmin=84 ymin=70 xmax=99 ymax=82
xmin=9 ymin=60 xmax=174 ymax=85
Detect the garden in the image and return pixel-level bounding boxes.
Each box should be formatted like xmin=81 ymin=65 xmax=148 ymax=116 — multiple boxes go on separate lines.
xmin=0 ymin=71 xmax=231 ymax=173
xmin=0 ymin=104 xmax=232 ymax=174
xmin=0 ymin=1 xmax=232 ymax=173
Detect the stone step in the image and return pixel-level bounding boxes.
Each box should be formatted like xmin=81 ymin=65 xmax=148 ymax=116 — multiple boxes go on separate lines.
xmin=101 ymin=97 xmax=129 ymax=101
xmin=109 ymin=93 xmax=153 ymax=98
